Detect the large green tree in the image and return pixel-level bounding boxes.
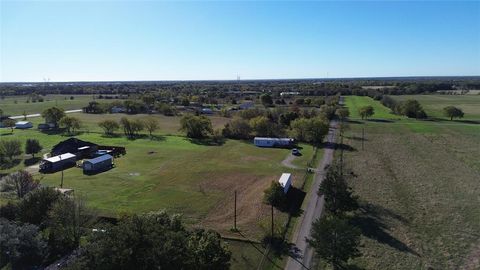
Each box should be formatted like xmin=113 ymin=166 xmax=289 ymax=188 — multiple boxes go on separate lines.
xmin=25 ymin=139 xmax=42 ymax=158
xmin=400 ymin=99 xmax=427 ymax=119
xmin=443 ymin=106 xmax=464 ymax=120
xmin=98 ymin=120 xmax=120 ymax=136
xmin=318 ymin=164 xmax=358 ymax=216
xmin=71 ymin=211 xmax=231 ymax=270
xmin=41 ymin=107 xmax=66 ymax=128
xmin=263 ymin=181 xmax=286 ymax=208
xmin=308 ymin=216 xmax=361 ymax=270
xmin=3 ymin=170 xmax=39 ymax=198
xmin=180 ymin=115 xmax=213 ymax=139
xmin=2 ymin=118 xmax=16 ymax=133
xmin=59 ymin=116 xmax=82 ymax=134
xmin=0 ymin=219 xmax=47 ymax=270
xmin=0 ymin=139 xmax=22 ymax=161
xmin=358 ymin=105 xmax=374 ymax=120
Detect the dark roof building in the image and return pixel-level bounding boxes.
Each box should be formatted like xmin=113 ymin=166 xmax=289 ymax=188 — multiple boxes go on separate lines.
xmin=51 ymin=138 xmax=98 ymax=157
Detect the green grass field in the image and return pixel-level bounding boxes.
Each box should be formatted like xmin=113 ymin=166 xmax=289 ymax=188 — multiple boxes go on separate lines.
xmin=0 ymin=95 xmax=109 ymax=116
xmin=340 ymin=96 xmax=480 ymax=269
xmin=392 ymin=94 xmax=480 ymax=120
xmin=0 ymin=112 xmax=317 ymax=243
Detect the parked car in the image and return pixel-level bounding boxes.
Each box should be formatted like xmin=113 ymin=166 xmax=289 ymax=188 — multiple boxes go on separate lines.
xmin=292 ymin=148 xmax=300 ymax=156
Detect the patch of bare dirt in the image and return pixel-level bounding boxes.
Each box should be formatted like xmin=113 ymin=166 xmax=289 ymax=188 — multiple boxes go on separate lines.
xmin=198 ymin=173 xmax=275 ymax=239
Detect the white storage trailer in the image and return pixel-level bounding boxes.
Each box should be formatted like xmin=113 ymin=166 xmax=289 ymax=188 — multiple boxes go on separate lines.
xmin=254 ymin=137 xmax=294 ymax=148
xmin=15 ymin=121 xmax=33 ymax=129
xmin=278 ymin=173 xmax=292 ymax=194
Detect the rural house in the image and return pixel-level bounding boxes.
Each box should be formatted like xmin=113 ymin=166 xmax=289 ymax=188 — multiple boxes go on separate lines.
xmin=40 ymin=153 xmax=77 ymax=172
xmin=254 ymin=137 xmax=295 ymax=148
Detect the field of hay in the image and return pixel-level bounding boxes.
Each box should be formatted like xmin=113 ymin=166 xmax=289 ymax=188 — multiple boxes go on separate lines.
xmin=342 ymin=96 xmax=480 ymax=269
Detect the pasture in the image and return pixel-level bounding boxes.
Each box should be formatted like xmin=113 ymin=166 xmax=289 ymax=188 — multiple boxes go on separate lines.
xmin=0 ymin=94 xmax=107 ymax=116
xmin=0 ymin=112 xmax=314 ymax=241
xmin=342 ymin=96 xmax=480 ymax=269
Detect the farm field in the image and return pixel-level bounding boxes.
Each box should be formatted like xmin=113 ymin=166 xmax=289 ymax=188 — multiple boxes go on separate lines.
xmin=341 ymin=96 xmax=480 ymax=269
xmin=0 ymin=94 xmax=109 ymax=116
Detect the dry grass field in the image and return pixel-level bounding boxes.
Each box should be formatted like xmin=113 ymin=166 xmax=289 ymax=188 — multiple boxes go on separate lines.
xmin=342 ymin=96 xmax=480 ymax=269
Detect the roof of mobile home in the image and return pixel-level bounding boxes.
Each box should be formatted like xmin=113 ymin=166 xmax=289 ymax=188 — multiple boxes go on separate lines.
xmin=15 ymin=121 xmax=32 ymax=125
xmin=254 ymin=137 xmax=293 ymax=142
xmin=44 ymin=153 xmax=76 ymax=163
xmin=279 ymin=173 xmax=292 ymax=187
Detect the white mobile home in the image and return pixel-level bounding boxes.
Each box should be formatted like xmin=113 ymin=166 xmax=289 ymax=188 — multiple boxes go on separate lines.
xmin=254 ymin=137 xmax=294 ymax=148
xmin=278 ymin=173 xmax=292 ymax=194
xmin=15 ymin=121 xmax=33 ymax=129
xmin=40 ymin=153 xmax=77 ymax=172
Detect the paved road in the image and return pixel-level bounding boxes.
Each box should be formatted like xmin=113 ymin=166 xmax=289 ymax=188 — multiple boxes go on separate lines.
xmin=9 ymin=109 xmax=83 ymax=120
xmin=284 ymin=118 xmax=339 ymax=270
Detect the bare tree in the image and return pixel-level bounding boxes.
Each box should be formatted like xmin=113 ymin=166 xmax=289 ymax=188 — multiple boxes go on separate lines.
xmin=4 ymin=170 xmax=39 ymax=198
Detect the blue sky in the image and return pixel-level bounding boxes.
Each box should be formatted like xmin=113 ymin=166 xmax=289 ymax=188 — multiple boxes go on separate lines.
xmin=1 ymin=1 xmax=479 ymax=82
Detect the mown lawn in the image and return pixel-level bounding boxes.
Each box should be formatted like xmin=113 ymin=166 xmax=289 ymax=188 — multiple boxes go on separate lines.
xmin=344 ymin=95 xmax=402 ymax=120
xmin=0 ymin=113 xmax=315 ymax=242
xmin=339 ymin=96 xmax=480 ymax=270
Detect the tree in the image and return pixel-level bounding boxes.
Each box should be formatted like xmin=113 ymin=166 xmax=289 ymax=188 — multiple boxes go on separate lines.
xmin=318 ymin=164 xmax=358 ymax=216
xmin=72 ymin=211 xmax=231 ymax=270
xmin=25 ymin=139 xmax=42 ymax=158
xmin=222 ymin=118 xmax=252 ymax=139
xmin=2 ymin=118 xmax=16 ymax=133
xmin=358 ymin=105 xmax=374 ymax=120
xmin=443 ymin=106 xmax=464 ymax=120
xmin=249 ymin=116 xmax=275 ymax=137
xmin=260 ymin=94 xmax=273 ymax=106
xmin=290 ymin=117 xmax=329 ymax=144
xmin=3 ymin=170 xmax=39 ymax=198
xmin=59 ymin=116 xmax=82 ymax=134
xmin=120 ymin=117 xmax=144 ymax=138
xmin=98 ymin=120 xmax=120 ymax=135
xmin=263 ymin=181 xmax=286 ymax=208
xmin=41 ymin=107 xmax=66 ymax=128
xmin=335 ymin=108 xmax=350 ymax=120
xmin=0 ymin=219 xmax=47 ymax=269
xmin=18 ymin=187 xmax=61 ymax=225
xmin=307 ymin=216 xmax=361 ymax=270
xmin=143 ymin=117 xmax=159 ymax=137
xmin=47 ymin=196 xmax=93 ymax=259
xmin=186 ymin=229 xmax=232 ymax=270
xmin=180 ymin=115 xmax=213 ymax=139
xmin=0 ymin=139 xmax=22 ymax=161
xmin=400 ymin=99 xmax=427 ymax=119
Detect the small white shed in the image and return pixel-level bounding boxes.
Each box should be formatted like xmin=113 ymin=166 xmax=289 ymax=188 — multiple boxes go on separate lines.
xmin=278 ymin=173 xmax=292 ymax=194
xmin=15 ymin=121 xmax=33 ymax=129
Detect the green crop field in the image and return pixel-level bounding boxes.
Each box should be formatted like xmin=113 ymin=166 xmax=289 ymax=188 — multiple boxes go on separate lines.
xmin=340 ymin=96 xmax=480 ymax=269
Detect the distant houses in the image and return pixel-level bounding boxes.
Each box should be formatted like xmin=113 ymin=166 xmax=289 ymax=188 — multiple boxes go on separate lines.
xmin=254 ymin=137 xmax=295 ymax=148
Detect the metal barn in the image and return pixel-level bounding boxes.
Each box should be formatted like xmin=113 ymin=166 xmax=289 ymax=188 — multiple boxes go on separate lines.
xmin=83 ymin=154 xmax=113 ymax=174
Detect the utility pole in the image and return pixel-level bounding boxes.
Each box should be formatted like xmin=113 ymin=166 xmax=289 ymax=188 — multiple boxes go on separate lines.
xmin=271 ymin=204 xmax=274 ymax=240
xmin=234 ymin=190 xmax=237 ymax=230
xmin=362 ymin=127 xmax=365 ymax=151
